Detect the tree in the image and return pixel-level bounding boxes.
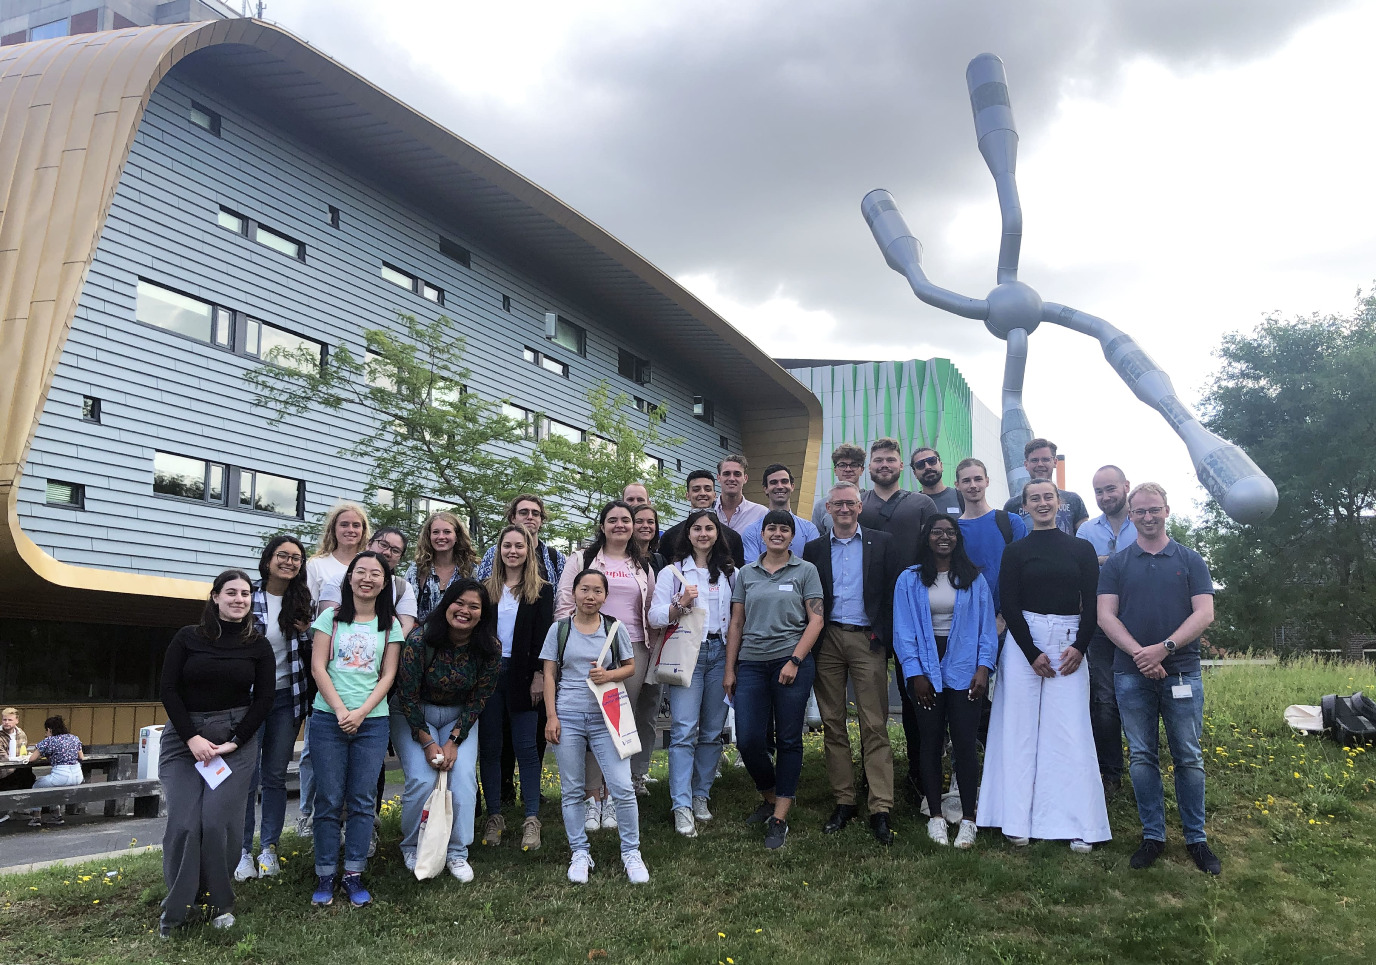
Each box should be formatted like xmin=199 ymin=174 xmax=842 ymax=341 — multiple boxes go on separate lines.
xmin=1197 ymin=293 xmax=1376 ymax=654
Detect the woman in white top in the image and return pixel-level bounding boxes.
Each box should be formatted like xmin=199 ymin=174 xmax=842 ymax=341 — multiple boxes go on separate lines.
xmin=306 ymin=502 xmax=370 ymax=608
xmin=648 ymin=509 xmax=737 ymax=838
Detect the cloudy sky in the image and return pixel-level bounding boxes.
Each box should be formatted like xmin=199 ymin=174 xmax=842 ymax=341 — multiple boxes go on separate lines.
xmin=262 ymin=0 xmax=1375 ymax=519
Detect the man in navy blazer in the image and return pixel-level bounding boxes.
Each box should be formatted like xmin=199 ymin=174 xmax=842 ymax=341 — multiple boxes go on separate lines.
xmin=802 ymin=481 xmax=900 ymax=844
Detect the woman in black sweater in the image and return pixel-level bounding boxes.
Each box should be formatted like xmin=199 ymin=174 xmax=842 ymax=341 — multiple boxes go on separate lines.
xmin=976 ymin=479 xmax=1111 ymax=852
xmin=158 ymin=569 xmax=275 ymax=937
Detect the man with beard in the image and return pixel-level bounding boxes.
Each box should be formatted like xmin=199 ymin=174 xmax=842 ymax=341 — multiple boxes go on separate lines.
xmin=1001 ymin=438 xmax=1089 ymax=535
xmin=1077 ymin=465 xmax=1136 ymax=798
xmin=911 ymin=447 xmax=963 ymax=517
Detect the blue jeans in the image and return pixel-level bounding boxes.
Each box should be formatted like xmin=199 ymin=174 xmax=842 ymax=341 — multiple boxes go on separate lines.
xmin=477 ymin=660 xmax=541 ymax=818
xmin=552 ymin=707 xmax=639 ymax=854
xmin=243 ymin=688 xmax=299 ymax=852
xmin=298 ymin=716 xmax=314 ymax=818
xmin=668 ymin=634 xmax=729 ymax=810
xmin=1115 ymin=670 xmax=1207 ymax=844
xmin=309 ymin=711 xmax=389 ymax=875
xmin=390 ymin=705 xmax=479 ymax=861
xmin=734 ymin=654 xmax=816 ymax=800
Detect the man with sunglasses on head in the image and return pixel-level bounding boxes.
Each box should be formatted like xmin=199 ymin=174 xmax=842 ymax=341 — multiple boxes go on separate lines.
xmin=911 ymin=447 xmax=964 ymax=517
xmin=812 ymin=443 xmax=867 ymax=536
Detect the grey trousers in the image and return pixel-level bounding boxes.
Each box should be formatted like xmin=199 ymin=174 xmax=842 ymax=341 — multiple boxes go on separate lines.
xmin=160 ymin=709 xmax=259 ymax=923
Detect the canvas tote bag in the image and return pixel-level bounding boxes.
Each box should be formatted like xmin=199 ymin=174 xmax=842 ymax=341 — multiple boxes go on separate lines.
xmin=413 ymin=768 xmax=453 ymax=879
xmin=587 ymin=619 xmax=642 ymax=760
xmin=654 ymin=564 xmax=707 ymax=687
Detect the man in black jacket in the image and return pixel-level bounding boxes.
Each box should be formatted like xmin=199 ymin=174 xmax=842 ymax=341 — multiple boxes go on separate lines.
xmin=660 ymin=469 xmax=747 ymax=568
xmin=803 ymin=481 xmax=900 ymax=845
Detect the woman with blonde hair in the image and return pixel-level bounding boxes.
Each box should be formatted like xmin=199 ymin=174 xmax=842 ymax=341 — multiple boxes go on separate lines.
xmin=307 ymin=502 xmax=371 ymax=608
xmin=407 ymin=510 xmax=478 ymax=621
xmin=476 ymin=524 xmax=554 ymax=849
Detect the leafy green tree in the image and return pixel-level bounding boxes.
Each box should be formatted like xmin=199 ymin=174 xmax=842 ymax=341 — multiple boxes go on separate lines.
xmin=1198 ymin=293 xmax=1376 ymax=654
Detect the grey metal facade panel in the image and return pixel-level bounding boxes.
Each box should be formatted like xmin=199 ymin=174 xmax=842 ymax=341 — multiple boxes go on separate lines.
xmin=17 ymin=68 xmax=737 ymax=582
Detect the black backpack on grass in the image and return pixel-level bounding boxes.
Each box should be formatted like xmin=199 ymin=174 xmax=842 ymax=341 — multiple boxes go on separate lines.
xmin=1320 ymin=692 xmax=1376 ymax=743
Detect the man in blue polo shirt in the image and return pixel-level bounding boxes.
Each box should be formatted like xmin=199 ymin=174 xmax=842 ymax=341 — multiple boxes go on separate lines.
xmin=1076 ymin=465 xmax=1137 ymax=799
xmin=1097 ymin=482 xmax=1219 ymax=875
xmin=742 ymin=464 xmax=820 ymax=560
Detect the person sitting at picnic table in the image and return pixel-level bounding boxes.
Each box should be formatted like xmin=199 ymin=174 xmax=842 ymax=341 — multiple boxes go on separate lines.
xmin=25 ymin=715 xmax=85 ymax=827
xmin=0 ymin=706 xmax=35 ymax=802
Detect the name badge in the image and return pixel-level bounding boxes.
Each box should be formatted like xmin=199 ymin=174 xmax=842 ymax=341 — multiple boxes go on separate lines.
xmin=778 ymin=583 xmax=794 ymax=592
xmin=1171 ymin=683 xmax=1192 ymax=700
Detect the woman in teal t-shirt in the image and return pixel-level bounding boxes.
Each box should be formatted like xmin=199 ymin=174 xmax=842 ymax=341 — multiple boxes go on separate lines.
xmin=308 ymin=550 xmax=403 ymax=909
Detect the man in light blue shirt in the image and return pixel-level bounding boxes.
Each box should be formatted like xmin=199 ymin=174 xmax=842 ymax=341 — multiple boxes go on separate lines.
xmin=1076 ymin=464 xmax=1136 ymax=797
xmin=741 ymin=464 xmax=820 ymax=560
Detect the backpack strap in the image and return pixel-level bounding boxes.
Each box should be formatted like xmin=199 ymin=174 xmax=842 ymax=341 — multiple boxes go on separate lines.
xmin=994 ymin=510 xmax=1015 ymax=545
xmin=554 ymin=617 xmax=573 ymax=688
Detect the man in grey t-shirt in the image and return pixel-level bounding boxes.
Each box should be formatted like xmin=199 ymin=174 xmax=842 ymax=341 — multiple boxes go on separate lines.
xmin=1002 ymin=437 xmax=1088 ymax=535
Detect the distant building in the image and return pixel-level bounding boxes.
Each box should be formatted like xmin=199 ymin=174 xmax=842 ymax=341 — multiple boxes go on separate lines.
xmin=1 ymin=0 xmax=242 ymax=44
xmin=780 ymin=357 xmax=1007 ymax=507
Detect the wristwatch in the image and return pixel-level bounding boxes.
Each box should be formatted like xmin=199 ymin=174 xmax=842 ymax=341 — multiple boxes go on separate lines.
xmin=788 ymin=655 xmax=802 ymax=667
xmin=447 ymin=732 xmax=462 ymax=745
xmin=1163 ymin=639 xmax=1177 ymax=654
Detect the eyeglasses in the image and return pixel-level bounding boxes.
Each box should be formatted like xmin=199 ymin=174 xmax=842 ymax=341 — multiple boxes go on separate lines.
xmin=513 ymin=508 xmax=544 ymax=519
xmin=828 ymin=500 xmax=860 ymax=510
xmin=912 ymin=456 xmax=940 ymax=468
xmin=1129 ymin=506 xmax=1167 ymax=519
xmin=272 ymin=552 xmax=304 ymax=565
xmin=369 ymin=540 xmax=404 ymax=556
xmin=834 ymin=461 xmax=862 ymax=470
xmin=929 ymin=530 xmax=958 ymax=541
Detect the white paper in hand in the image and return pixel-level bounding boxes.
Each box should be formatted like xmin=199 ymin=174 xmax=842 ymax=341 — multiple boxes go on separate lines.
xmin=196 ymin=756 xmax=231 ymax=789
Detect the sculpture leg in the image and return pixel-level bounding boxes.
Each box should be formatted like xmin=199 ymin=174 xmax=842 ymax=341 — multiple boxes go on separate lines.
xmin=1041 ymin=303 xmax=1278 ymax=524
xmin=1000 ymin=327 xmax=1033 ymax=501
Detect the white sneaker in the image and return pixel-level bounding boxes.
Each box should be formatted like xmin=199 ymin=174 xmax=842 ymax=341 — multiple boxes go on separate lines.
xmin=233 ymin=851 xmax=258 ymax=881
xmin=622 ymin=849 xmax=650 ymax=884
xmin=1005 ymin=834 xmax=1030 ymax=847
xmin=211 ymin=912 xmax=235 ymax=929
xmin=692 ymin=797 xmax=713 ymax=822
xmin=257 ymin=846 xmax=281 ymax=877
xmin=1070 ymin=838 xmax=1093 ymax=854
xmin=953 ymin=820 xmax=978 ymax=850
xmin=601 ymin=800 xmax=619 ymax=830
xmin=632 ymin=776 xmax=649 ymax=797
xmin=584 ymin=798 xmax=602 ymax=833
xmin=402 ymin=849 xmax=417 ymax=871
xmin=568 ymin=849 xmax=594 ymax=884
xmin=927 ymin=816 xmax=950 ymax=846
xmin=673 ymin=806 xmax=697 ymax=838
xmin=447 ymin=856 xmax=474 ymax=881
xmin=295 ymin=813 xmax=312 ymax=836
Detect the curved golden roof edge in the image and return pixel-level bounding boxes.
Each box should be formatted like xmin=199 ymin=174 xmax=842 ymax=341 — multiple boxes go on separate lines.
xmin=0 ymin=19 xmax=821 ymax=605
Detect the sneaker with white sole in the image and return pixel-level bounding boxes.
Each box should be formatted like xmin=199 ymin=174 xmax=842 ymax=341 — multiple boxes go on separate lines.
xmin=632 ymin=776 xmax=649 ymax=797
xmin=692 ymin=797 xmax=713 ymax=822
xmin=568 ymin=849 xmax=594 ymax=884
xmin=601 ymin=801 xmax=619 ymax=830
xmin=927 ymin=816 xmax=950 ymax=846
xmin=1004 ymin=834 xmax=1030 ymax=847
xmin=257 ymin=846 xmax=281 ymax=877
xmin=233 ymin=851 xmax=258 ymax=881
xmin=520 ymin=816 xmax=542 ymax=851
xmin=953 ymin=820 xmax=978 ymax=849
xmin=673 ymin=806 xmax=697 ymax=838
xmin=584 ymin=798 xmax=602 ymax=833
xmin=447 ymin=857 xmax=474 ymax=882
xmin=1070 ymin=838 xmax=1093 ymax=854
xmin=211 ymin=912 xmax=235 ymax=930
xmin=622 ymin=849 xmax=650 ymax=883
xmin=402 ymin=849 xmax=417 ymax=871
xmin=341 ymin=872 xmax=371 ymax=907
xmin=311 ymin=873 xmax=336 ymax=907
xmin=295 ymin=813 xmax=312 ymax=836
xmin=482 ymin=813 xmax=505 ymax=846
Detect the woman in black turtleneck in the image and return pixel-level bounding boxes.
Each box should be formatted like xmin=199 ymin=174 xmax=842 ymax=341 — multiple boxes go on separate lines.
xmin=157 ymin=569 xmax=275 ymax=937
xmin=976 ymin=479 xmax=1111 ymax=852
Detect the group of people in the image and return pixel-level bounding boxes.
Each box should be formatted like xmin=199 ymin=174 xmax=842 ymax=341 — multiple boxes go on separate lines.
xmin=0 ymin=709 xmax=86 ymax=825
xmin=148 ymin=443 xmax=1219 ymax=937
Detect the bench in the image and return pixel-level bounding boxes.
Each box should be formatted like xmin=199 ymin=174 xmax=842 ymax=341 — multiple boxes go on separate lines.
xmin=0 ymin=779 xmax=161 ymax=818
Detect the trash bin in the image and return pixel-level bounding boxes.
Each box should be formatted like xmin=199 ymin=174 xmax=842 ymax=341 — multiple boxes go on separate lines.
xmin=138 ymin=725 xmax=163 ymax=780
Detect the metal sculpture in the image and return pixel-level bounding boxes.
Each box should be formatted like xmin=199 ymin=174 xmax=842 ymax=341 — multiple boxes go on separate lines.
xmin=862 ymin=53 xmax=1278 ymax=524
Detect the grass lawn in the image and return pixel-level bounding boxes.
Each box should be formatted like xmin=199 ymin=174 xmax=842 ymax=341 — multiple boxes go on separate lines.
xmin=4 ymin=660 xmax=1376 ymax=964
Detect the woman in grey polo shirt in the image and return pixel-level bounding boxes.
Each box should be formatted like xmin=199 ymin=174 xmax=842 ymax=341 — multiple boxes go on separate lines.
xmin=725 ymin=509 xmax=825 ymax=851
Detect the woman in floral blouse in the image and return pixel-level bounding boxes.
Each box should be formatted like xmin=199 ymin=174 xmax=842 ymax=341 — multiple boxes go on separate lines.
xmin=389 ymin=578 xmax=500 ymax=881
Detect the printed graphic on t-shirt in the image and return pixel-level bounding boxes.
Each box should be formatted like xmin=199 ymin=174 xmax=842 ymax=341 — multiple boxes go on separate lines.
xmin=603 ymin=567 xmax=633 ymax=580
xmin=334 ymin=626 xmax=378 ymax=673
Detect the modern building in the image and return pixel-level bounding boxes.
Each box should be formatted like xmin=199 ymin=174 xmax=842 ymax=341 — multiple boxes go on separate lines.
xmin=0 ymin=0 xmax=241 ymax=44
xmin=0 ymin=20 xmax=820 ymax=742
xmin=780 ymin=357 xmax=1007 ymax=507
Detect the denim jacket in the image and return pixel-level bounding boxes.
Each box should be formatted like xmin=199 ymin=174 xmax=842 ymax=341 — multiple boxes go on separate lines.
xmin=892 ymin=565 xmax=997 ymax=692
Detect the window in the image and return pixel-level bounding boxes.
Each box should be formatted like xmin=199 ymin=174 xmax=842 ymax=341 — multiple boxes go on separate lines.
xmin=45 ymin=480 xmax=83 ymax=508
xmin=365 ymin=349 xmax=396 ymax=391
xmin=189 ymin=101 xmax=221 ymax=136
xmin=375 ymin=487 xmax=395 ymax=507
xmin=81 ymin=396 xmax=101 ymax=423
xmin=238 ymin=468 xmax=303 ymax=517
xmin=544 ymin=313 xmax=586 ymax=356
xmin=502 ymin=403 xmax=539 ymax=441
xmin=381 ymin=263 xmax=444 ymax=304
xmin=153 ymin=452 xmax=225 ymax=504
xmin=719 ymin=434 xmax=729 ymax=449
xmin=136 ymin=280 xmax=221 ymax=344
xmin=618 ymin=349 xmax=651 ymax=386
xmin=244 ymin=318 xmax=326 ymax=374
xmin=633 ymin=396 xmax=665 ymax=421
xmin=676 ymin=458 xmax=683 ymax=473
xmin=218 ymin=207 xmax=305 ymax=260
xmin=641 ymin=454 xmax=665 ymax=475
xmin=693 ymin=395 xmax=715 ymax=426
xmin=546 ymin=419 xmax=583 ymax=444
xmin=439 ymin=236 xmax=471 ymax=268
xmin=502 ymin=294 xmax=512 ymax=312
xmin=30 ymin=19 xmax=69 ymax=41
xmin=523 ymin=347 xmax=569 ymax=378
xmin=329 ymin=205 xmax=341 ymax=229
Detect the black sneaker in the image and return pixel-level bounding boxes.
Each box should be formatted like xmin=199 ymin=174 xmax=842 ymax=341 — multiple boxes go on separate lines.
xmin=1186 ymin=841 xmax=1221 ymax=876
xmin=1101 ymin=776 xmax=1122 ymax=802
xmin=764 ymin=816 xmax=788 ymax=850
xmin=1129 ymin=838 xmax=1165 ymax=870
xmin=745 ymin=801 xmax=774 ymax=826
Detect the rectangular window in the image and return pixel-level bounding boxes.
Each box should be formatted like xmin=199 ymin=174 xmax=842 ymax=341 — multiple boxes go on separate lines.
xmin=545 ymin=313 xmax=586 ymax=356
xmin=618 ymin=349 xmax=651 ymax=385
xmin=546 ymin=419 xmax=583 ymax=443
xmin=439 ymin=236 xmax=471 ymax=267
xmin=421 ymin=282 xmax=444 ymax=305
xmin=523 ymin=346 xmax=569 ymax=378
xmin=238 ymin=468 xmax=303 ymax=517
xmin=217 ymin=208 xmax=248 ymax=234
xmin=502 ymin=294 xmax=512 ymax=312
xmin=254 ymin=223 xmax=305 ymax=260
xmin=329 ymin=205 xmax=341 ymax=229
xmin=381 ymin=263 xmax=416 ymax=290
xmin=45 ymin=480 xmax=83 ymax=508
xmin=693 ymin=395 xmax=715 ymax=426
xmin=502 ymin=403 xmax=539 ymax=441
xmin=81 ymin=396 xmax=101 ymax=423
xmin=641 ymin=454 xmax=665 ymax=475
xmin=30 ymin=19 xmax=69 ymax=41
xmin=249 ymin=319 xmax=325 ymax=374
xmin=153 ymin=452 xmax=224 ymax=504
xmin=365 ymin=349 xmax=396 ymax=391
xmin=189 ymin=101 xmax=221 ymax=136
xmin=137 ymin=280 xmax=216 ymax=343
xmin=719 ymin=434 xmax=729 ymax=449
